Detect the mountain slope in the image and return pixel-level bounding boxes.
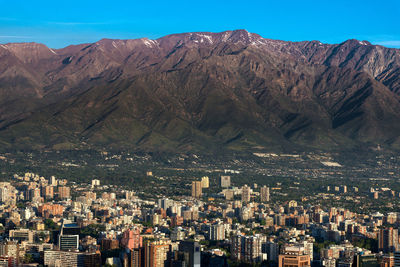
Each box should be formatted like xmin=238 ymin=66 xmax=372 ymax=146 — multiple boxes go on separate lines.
xmin=0 ymin=30 xmax=400 ymax=152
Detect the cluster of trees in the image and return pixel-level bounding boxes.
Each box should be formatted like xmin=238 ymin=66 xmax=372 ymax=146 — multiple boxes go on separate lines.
xmin=80 ymin=224 xmax=106 ymax=238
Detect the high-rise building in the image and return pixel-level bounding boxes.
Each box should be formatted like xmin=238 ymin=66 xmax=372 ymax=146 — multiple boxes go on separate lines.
xmin=58 ymin=186 xmax=71 ymax=199
xmin=386 ymin=213 xmax=398 ymax=224
xmin=59 ymin=235 xmax=79 ymax=251
xmin=240 ymin=206 xmax=251 ymax=221
xmin=241 ymin=185 xmax=251 ymax=203
xmin=58 ymin=221 xmax=80 ymax=251
xmin=0 ymin=241 xmax=21 ymax=264
xmin=101 ymin=239 xmax=120 ymax=251
xmin=131 ymin=247 xmax=145 ymax=267
xmin=209 ymin=223 xmax=225 ymax=241
xmin=379 ymin=228 xmax=399 ymax=253
xmin=0 ymin=256 xmax=16 ymax=267
xmin=340 ymin=185 xmax=347 ymax=194
xmin=278 ymin=246 xmax=311 ymax=267
xmin=41 ymin=185 xmax=54 ymax=199
xmin=260 ymin=186 xmax=270 ymax=202
xmin=394 ymin=251 xmax=400 ymax=267
xmin=166 ymin=251 xmax=186 ymax=267
xmin=381 ymin=254 xmax=394 ymax=267
xmin=84 ymin=252 xmax=102 ymax=267
xmin=178 ymin=241 xmax=201 ymax=267
xmin=152 ymin=214 xmax=161 ymax=226
xmin=231 ymin=235 xmax=266 ymax=263
xmin=49 ymin=176 xmax=57 ymax=186
xmin=0 ymin=187 xmax=10 ymax=203
xmin=219 ymin=176 xmax=231 ymax=188
xmin=38 ymin=204 xmax=64 ymax=217
xmin=28 ymin=188 xmax=41 ymax=201
xmin=9 ymin=229 xmax=34 ymax=243
xmin=263 ymin=242 xmax=279 ymax=264
xmin=126 ymin=191 xmax=135 ymax=200
xmin=144 ymin=240 xmax=170 ymax=267
xmin=201 ymin=176 xmax=209 ymax=188
xmin=158 ymin=198 xmax=173 ymax=210
xmin=300 ymin=240 xmax=314 ymax=261
xmin=224 ymin=190 xmax=234 ymax=200
xmin=171 ymin=227 xmax=186 ymax=241
xmin=84 ymin=192 xmax=96 ymax=202
xmin=21 ymin=208 xmax=33 ymax=220
xmin=288 ymin=200 xmax=298 ymax=208
xmin=44 ymin=250 xmax=86 ymax=267
xmin=91 ymin=179 xmax=100 ymax=187
xmin=191 ymin=181 xmax=202 ymax=198
xmin=121 ymin=228 xmax=143 ymax=250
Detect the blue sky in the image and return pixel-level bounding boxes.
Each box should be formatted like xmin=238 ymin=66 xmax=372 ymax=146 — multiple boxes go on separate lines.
xmin=0 ymin=0 xmax=399 ymax=48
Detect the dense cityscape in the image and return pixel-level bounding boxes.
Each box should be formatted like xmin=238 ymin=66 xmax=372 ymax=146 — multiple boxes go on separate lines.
xmin=1 ymin=1 xmax=400 ymax=267
xmin=1 ymin=152 xmax=400 ymax=267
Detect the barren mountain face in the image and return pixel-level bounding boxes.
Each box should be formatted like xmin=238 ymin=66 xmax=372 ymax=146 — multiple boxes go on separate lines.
xmin=0 ymin=30 xmax=399 ymax=152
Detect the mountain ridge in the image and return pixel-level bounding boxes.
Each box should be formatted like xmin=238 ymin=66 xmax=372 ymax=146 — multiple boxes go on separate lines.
xmin=0 ymin=30 xmax=400 ymax=153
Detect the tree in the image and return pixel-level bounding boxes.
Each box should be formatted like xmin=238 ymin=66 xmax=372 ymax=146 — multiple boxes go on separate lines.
xmin=81 ymin=224 xmax=106 ymax=238
xmin=44 ymin=219 xmax=58 ymax=230
xmin=23 ymin=254 xmax=34 ymax=263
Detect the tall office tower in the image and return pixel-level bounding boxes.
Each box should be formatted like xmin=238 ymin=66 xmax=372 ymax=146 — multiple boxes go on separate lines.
xmin=144 ymin=240 xmax=170 ymax=267
xmin=201 ymin=176 xmax=209 ymax=188
xmin=191 ymin=181 xmax=202 ymax=198
xmin=379 ymin=227 xmax=399 ymax=253
xmin=231 ymin=235 xmax=265 ymax=263
xmin=241 ymin=185 xmax=251 ymax=203
xmin=219 ymin=176 xmax=231 ymax=188
xmin=59 ymin=235 xmax=79 ymax=251
xmin=178 ymin=241 xmax=201 ymax=267
xmin=58 ymin=221 xmax=80 ymax=251
xmin=58 ymin=186 xmax=71 ymax=199
xmin=260 ymin=186 xmax=270 ymax=202
xmin=209 ymin=223 xmax=225 ymax=241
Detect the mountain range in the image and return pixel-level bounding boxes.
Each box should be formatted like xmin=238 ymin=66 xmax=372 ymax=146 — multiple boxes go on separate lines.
xmin=0 ymin=29 xmax=400 ymax=153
